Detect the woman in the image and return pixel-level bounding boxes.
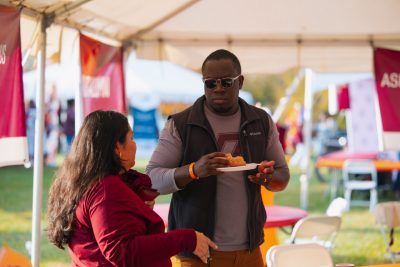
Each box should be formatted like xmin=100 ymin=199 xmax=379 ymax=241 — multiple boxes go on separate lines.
xmin=47 ymin=110 xmax=216 ymax=267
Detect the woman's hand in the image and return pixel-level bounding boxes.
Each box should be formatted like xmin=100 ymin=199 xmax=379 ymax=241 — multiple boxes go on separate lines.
xmin=248 ymin=160 xmax=275 ymax=185
xmin=144 ymin=200 xmax=155 ymax=209
xmin=193 ymin=231 xmax=218 ymax=264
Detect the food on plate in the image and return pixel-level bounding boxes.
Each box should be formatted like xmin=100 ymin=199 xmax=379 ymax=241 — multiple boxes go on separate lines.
xmin=225 ymin=153 xmax=246 ymax=167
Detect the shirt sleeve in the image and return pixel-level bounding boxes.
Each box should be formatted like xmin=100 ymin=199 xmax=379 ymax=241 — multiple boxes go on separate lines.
xmin=146 ymin=119 xmax=183 ymax=194
xmin=265 ymin=115 xmax=290 ymax=174
xmin=89 ymin=181 xmax=196 ymax=266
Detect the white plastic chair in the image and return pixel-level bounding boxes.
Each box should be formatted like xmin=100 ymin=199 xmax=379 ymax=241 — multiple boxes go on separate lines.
xmin=342 ymin=159 xmax=378 ymax=212
xmin=267 ymin=243 xmax=334 ymax=267
xmin=374 ymin=202 xmax=400 ymax=263
xmin=326 ymin=197 xmax=348 ymax=217
xmin=286 ymin=215 xmax=341 ymax=250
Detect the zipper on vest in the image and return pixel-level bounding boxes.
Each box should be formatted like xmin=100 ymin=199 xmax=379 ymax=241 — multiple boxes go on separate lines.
xmin=241 ymin=128 xmax=252 ymax=163
xmin=240 ymin=126 xmax=255 ymax=250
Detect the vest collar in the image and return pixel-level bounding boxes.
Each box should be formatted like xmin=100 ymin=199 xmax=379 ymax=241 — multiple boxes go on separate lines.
xmin=187 ymin=95 xmax=261 ymax=126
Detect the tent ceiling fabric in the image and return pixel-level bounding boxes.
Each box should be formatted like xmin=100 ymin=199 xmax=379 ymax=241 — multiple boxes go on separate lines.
xmin=2 ymin=0 xmax=400 ymax=73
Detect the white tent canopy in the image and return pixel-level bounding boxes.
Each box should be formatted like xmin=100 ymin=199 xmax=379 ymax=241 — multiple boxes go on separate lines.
xmin=3 ymin=0 xmax=400 ymax=74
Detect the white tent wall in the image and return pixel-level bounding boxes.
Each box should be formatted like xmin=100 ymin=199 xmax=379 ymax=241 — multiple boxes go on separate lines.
xmin=1 ymin=0 xmax=400 ymax=265
xmin=126 ymin=54 xmax=204 ymax=103
xmin=126 ymin=54 xmax=255 ymax=104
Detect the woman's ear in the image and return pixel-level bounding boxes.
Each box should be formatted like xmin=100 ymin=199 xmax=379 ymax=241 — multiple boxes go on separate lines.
xmin=114 ymin=143 xmax=122 ymax=158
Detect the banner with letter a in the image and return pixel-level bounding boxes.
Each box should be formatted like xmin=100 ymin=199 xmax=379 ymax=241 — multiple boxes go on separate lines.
xmin=80 ymin=33 xmax=126 ymax=116
xmin=0 ymin=5 xmax=29 ymax=167
xmin=374 ymin=47 xmax=400 ymax=150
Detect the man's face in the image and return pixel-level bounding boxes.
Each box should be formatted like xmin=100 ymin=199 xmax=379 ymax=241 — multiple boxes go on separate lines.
xmin=202 ymin=59 xmax=243 ymax=116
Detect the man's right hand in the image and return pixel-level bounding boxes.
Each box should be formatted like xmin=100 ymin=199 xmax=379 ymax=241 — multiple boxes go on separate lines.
xmin=193 ymin=231 xmax=218 ymax=264
xmin=193 ymin=152 xmax=228 ymax=178
xmin=174 ymin=152 xmax=228 ymax=188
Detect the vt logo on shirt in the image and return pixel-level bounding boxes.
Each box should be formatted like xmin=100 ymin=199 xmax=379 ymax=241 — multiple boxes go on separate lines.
xmin=217 ymin=133 xmax=241 ymax=155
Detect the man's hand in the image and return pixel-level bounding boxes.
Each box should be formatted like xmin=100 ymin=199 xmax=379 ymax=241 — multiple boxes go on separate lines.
xmin=174 ymin=152 xmax=228 ymax=188
xmin=193 ymin=152 xmax=228 ymax=178
xmin=248 ymin=160 xmax=275 ymax=185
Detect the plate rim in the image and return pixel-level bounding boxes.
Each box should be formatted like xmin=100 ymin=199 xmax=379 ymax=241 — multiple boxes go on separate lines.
xmin=216 ymin=163 xmax=259 ymax=172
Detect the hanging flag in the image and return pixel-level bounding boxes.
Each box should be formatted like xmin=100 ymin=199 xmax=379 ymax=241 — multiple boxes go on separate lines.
xmin=373 ymin=47 xmax=400 ymax=150
xmin=0 ymin=5 xmax=29 ymax=167
xmin=130 ymin=107 xmax=159 ymax=140
xmin=80 ymin=33 xmax=126 ymax=116
xmin=346 ymin=78 xmax=380 ymax=153
xmin=336 ymin=84 xmax=350 ymax=111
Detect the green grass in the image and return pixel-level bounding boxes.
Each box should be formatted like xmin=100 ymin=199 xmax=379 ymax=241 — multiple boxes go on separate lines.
xmin=0 ymin=163 xmax=399 ymax=266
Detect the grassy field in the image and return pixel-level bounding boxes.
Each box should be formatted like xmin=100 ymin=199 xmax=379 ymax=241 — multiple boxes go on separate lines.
xmin=0 ymin=161 xmax=399 ymax=266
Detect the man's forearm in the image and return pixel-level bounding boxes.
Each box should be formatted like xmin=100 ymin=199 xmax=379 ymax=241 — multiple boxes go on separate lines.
xmin=148 ymin=167 xmax=179 ymax=194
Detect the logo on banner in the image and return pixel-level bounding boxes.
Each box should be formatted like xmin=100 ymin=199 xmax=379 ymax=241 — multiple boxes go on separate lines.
xmin=380 ymin=72 xmax=400 ymax=89
xmin=81 ymin=75 xmax=111 ymax=98
xmin=0 ymin=44 xmax=6 ymax=64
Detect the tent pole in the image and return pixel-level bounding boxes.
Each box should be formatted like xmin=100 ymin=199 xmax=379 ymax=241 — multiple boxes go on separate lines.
xmin=31 ymin=14 xmax=47 ymax=267
xmin=75 ymin=54 xmax=84 ymax=132
xmin=300 ymin=68 xmax=314 ymax=210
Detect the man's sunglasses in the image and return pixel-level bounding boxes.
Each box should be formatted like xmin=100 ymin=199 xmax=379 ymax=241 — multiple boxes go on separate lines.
xmin=202 ymin=75 xmax=241 ymax=89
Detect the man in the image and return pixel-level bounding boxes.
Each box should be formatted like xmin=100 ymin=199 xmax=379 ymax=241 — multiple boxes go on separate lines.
xmin=146 ymin=49 xmax=290 ymax=267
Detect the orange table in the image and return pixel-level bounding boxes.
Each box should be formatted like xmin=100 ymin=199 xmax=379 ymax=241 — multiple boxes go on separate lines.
xmin=316 ymin=151 xmax=400 ymax=171
xmin=317 ymin=158 xmax=400 ymax=171
xmin=316 ymin=151 xmax=400 ymax=199
xmin=359 ymin=265 xmax=400 ymax=267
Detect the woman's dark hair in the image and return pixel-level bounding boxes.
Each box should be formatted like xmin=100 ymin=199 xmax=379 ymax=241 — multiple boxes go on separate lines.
xmin=201 ymin=49 xmax=242 ymax=74
xmin=47 ymin=110 xmax=130 ymax=249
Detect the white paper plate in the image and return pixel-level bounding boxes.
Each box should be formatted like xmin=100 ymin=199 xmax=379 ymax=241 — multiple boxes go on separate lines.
xmin=217 ymin=163 xmax=259 ymax=172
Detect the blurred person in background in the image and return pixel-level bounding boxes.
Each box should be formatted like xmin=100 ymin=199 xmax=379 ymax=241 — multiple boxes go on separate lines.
xmin=314 ymin=111 xmax=337 ymax=156
xmin=63 ymin=98 xmax=75 ymax=152
xmin=26 ymin=99 xmax=36 ymax=162
xmin=45 ymin=85 xmax=61 ymax=166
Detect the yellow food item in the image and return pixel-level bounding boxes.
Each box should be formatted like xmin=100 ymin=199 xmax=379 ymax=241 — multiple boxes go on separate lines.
xmin=226 ymin=153 xmax=246 ymax=167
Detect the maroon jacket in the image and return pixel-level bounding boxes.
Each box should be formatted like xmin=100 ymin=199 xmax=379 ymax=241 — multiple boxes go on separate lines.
xmin=68 ymin=174 xmax=196 ymax=267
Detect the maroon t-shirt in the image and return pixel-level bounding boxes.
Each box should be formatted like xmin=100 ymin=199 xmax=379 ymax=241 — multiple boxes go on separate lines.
xmin=68 ymin=174 xmax=196 ymax=267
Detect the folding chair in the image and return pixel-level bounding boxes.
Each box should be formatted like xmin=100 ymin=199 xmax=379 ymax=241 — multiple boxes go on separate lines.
xmin=342 ymin=159 xmax=378 ymax=212
xmin=267 ymin=243 xmax=334 ymax=267
xmin=286 ymin=215 xmax=341 ymax=250
xmin=326 ymin=197 xmax=348 ymax=217
xmin=374 ymin=201 xmax=400 ymax=263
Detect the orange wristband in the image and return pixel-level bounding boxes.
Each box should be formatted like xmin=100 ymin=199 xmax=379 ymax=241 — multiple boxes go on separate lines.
xmin=189 ymin=162 xmax=199 ymax=180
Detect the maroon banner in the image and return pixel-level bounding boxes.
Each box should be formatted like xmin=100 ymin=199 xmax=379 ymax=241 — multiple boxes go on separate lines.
xmin=373 ymin=47 xmax=400 ymax=150
xmin=374 ymin=47 xmax=400 ymax=131
xmin=0 ymin=5 xmax=26 ymax=137
xmin=0 ymin=5 xmax=29 ymax=167
xmin=80 ymin=34 xmax=126 ymax=116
